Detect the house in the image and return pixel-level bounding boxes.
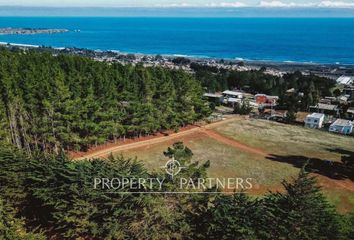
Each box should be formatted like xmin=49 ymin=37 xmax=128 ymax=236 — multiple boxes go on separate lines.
xmin=347 ymin=107 xmax=354 ymax=120
xmin=336 ymin=75 xmax=354 ymax=86
xmin=222 ymin=90 xmax=243 ymax=99
xmin=319 ymin=98 xmax=333 ymax=105
xmin=304 ymin=113 xmax=325 ymax=129
xmin=222 ymin=90 xmax=243 ymax=106
xmin=344 ymin=86 xmax=354 ymax=100
xmin=255 ymin=94 xmax=279 ymax=106
xmin=309 ymin=103 xmax=340 ymax=116
xmin=338 ymin=95 xmax=349 ymax=104
xmin=226 ymin=97 xmax=242 ymax=105
xmin=329 ymin=119 xmax=353 ymax=135
xmin=261 ymin=109 xmax=287 ymax=121
xmin=203 ymin=93 xmax=224 ymax=104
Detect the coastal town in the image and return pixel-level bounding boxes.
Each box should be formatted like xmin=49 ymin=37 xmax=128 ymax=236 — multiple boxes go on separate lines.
xmin=1 ymin=41 xmax=354 ymax=80
xmin=0 ymin=27 xmax=69 ymax=35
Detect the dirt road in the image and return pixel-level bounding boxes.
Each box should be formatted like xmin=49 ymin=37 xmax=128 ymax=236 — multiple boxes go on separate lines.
xmin=72 ymin=116 xmax=354 ymax=193
xmin=201 ymin=128 xmax=269 ymax=157
xmin=73 ymin=116 xmax=268 ymax=160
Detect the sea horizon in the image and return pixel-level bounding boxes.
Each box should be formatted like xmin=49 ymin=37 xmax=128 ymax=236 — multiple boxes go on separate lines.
xmin=1 ymin=6 xmax=354 ymax=17
xmin=1 ymin=17 xmax=354 ymax=65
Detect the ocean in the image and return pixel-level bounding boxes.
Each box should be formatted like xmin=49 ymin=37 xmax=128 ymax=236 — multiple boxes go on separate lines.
xmin=1 ymin=17 xmax=354 ymax=65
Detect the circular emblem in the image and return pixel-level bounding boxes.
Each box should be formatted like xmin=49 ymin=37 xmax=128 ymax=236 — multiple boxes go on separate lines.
xmin=161 ymin=157 xmax=185 ymax=178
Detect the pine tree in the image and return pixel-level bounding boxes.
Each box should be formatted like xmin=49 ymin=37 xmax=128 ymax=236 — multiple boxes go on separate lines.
xmin=267 ymin=166 xmax=342 ymax=240
xmin=0 ymin=198 xmax=45 ymax=240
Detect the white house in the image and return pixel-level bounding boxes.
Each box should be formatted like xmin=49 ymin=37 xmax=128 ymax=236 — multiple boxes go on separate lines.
xmin=304 ymin=113 xmax=325 ymax=129
xmin=329 ymin=119 xmax=353 ymax=135
xmin=222 ymin=90 xmax=244 ymax=106
xmin=222 ymin=90 xmax=243 ymax=99
xmin=226 ymin=97 xmax=242 ymax=104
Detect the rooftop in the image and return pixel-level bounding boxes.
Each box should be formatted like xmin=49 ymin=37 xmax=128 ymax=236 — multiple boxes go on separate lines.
xmin=227 ymin=97 xmax=242 ymax=103
xmin=203 ymin=93 xmax=223 ymax=98
xmin=347 ymin=108 xmax=354 ymax=114
xmin=222 ymin=90 xmax=243 ymax=96
xmin=331 ymin=119 xmax=353 ymax=127
xmin=307 ymin=113 xmax=325 ymax=119
xmin=311 ymin=103 xmax=338 ymax=111
xmin=255 ymin=94 xmax=279 ymax=99
xmin=336 ymin=75 xmax=354 ymax=85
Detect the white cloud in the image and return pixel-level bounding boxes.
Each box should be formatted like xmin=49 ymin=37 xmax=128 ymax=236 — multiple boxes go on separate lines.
xmin=156 ymin=2 xmax=248 ymax=8
xmin=154 ymin=3 xmax=197 ymax=8
xmin=155 ymin=1 xmax=354 ymax=9
xmin=259 ymin=1 xmax=354 ymax=8
xmin=318 ymin=1 xmax=354 ymax=8
xmin=206 ymin=2 xmax=248 ymax=8
xmin=259 ymin=1 xmax=316 ymax=8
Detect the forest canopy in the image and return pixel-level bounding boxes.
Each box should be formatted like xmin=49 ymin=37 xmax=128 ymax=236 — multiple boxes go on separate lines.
xmin=0 ymin=49 xmax=210 ymax=153
xmin=0 ymin=143 xmax=353 ymax=239
xmin=0 ymin=48 xmax=352 ymax=240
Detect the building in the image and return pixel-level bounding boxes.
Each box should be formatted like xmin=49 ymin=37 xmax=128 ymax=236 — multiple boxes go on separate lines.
xmin=347 ymin=107 xmax=354 ymax=120
xmin=344 ymin=86 xmax=354 ymax=100
xmin=304 ymin=113 xmax=325 ymax=129
xmin=268 ymin=110 xmax=288 ymax=122
xmin=329 ymin=119 xmax=353 ymax=135
xmin=203 ymin=93 xmax=224 ymax=104
xmin=338 ymin=95 xmax=349 ymax=104
xmin=222 ymin=90 xmax=243 ymax=106
xmin=226 ymin=97 xmax=242 ymax=105
xmin=309 ymin=103 xmax=340 ymax=116
xmin=255 ymin=94 xmax=279 ymax=106
xmin=319 ymin=97 xmax=336 ymax=105
xmin=336 ymin=75 xmax=354 ymax=86
xmin=222 ymin=90 xmax=243 ymax=99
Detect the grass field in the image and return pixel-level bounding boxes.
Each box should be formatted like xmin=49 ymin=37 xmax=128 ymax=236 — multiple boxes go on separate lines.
xmin=115 ymin=118 xmax=354 ymax=213
xmin=212 ymin=118 xmax=354 ymax=162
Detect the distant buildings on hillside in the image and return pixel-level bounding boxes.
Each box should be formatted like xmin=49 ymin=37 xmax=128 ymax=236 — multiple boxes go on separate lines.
xmin=203 ymin=84 xmax=354 ymax=136
xmin=203 ymin=89 xmax=280 ymax=109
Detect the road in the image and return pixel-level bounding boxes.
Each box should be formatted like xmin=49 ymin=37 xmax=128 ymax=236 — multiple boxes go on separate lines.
xmin=72 ymin=116 xmax=354 ymax=192
xmin=73 ymin=116 xmax=267 ymax=160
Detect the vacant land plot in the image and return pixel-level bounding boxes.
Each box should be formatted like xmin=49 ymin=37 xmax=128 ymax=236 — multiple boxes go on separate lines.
xmin=212 ymin=119 xmax=354 ymax=162
xmin=115 ymin=118 xmax=354 ymax=212
xmin=118 ymin=131 xmax=298 ymax=190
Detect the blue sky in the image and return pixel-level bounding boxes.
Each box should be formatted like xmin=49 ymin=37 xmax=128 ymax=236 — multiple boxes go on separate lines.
xmin=1 ymin=0 xmax=354 ymax=8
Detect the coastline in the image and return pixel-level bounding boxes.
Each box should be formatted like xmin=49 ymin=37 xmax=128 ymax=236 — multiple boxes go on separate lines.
xmin=1 ymin=41 xmax=354 ymax=78
xmin=0 ymin=27 xmax=69 ymax=35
